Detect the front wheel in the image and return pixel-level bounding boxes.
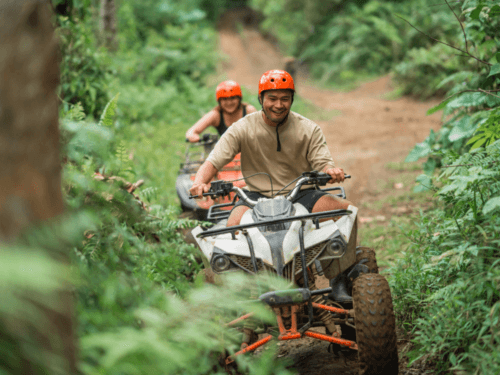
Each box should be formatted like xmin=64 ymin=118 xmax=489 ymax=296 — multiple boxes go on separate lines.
xmin=355 ymin=246 xmax=379 ymax=274
xmin=352 ymin=273 xmax=398 ymax=375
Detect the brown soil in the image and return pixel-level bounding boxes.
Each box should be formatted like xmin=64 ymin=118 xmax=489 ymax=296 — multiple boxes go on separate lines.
xmin=214 ymin=7 xmax=442 ymax=375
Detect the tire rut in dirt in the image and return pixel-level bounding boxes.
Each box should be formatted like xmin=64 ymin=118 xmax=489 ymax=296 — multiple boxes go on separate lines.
xmin=352 ymin=273 xmax=398 ymax=375
xmin=355 ymin=246 xmax=379 ymax=274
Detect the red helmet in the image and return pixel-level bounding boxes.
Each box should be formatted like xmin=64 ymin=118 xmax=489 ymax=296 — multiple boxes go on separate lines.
xmin=258 ymin=70 xmax=295 ymax=96
xmin=216 ymin=80 xmax=242 ymax=101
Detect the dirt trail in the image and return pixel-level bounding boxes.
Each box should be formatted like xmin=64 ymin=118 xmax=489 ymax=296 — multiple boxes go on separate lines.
xmin=217 ymin=8 xmax=442 ymax=210
xmin=216 ymin=7 xmax=442 ymax=374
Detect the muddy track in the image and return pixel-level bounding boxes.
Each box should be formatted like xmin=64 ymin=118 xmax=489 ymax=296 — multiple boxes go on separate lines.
xmin=215 ymin=7 xmax=442 ymax=374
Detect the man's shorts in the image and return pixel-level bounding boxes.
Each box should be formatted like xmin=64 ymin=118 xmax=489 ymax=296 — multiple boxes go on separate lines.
xmin=233 ymin=189 xmax=344 ymax=213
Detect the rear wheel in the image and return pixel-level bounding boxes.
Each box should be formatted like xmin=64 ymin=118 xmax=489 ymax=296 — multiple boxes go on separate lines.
xmin=352 ymin=273 xmax=398 ymax=375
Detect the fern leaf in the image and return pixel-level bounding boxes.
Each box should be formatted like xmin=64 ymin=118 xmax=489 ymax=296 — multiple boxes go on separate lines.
xmin=99 ymin=93 xmax=120 ymax=127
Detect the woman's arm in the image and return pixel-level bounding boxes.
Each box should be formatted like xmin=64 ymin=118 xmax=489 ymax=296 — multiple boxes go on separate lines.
xmin=185 ymin=110 xmax=219 ymax=142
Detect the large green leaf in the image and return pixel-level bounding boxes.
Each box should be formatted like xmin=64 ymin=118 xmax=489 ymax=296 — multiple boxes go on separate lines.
xmin=405 ymin=141 xmax=432 ymax=162
xmin=99 ymin=93 xmax=120 ymax=128
xmin=427 ymin=98 xmax=452 ymax=115
xmin=470 ymin=5 xmax=484 ymax=19
xmin=489 ymin=5 xmax=500 ymax=16
xmin=413 ymin=174 xmax=433 ymax=192
xmin=447 ymin=92 xmax=488 ymax=109
xmin=482 ymin=196 xmax=500 ymax=214
xmin=488 ymin=63 xmax=500 ymax=77
xmin=448 ymin=115 xmax=476 ymax=142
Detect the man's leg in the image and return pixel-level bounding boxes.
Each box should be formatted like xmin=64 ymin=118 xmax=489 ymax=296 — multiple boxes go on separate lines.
xmin=310 ymin=193 xmax=358 ymax=303
xmin=227 ymin=205 xmax=251 ymax=227
xmin=226 ymin=191 xmax=264 ymax=227
xmin=311 ymin=194 xmax=352 ymax=215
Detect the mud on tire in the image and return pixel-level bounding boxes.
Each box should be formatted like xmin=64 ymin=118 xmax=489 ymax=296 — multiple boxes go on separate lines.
xmin=356 ymin=246 xmax=379 ymax=274
xmin=352 ymin=273 xmax=398 ymax=375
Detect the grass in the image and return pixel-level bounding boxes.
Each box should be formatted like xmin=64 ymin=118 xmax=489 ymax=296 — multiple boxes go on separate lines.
xmin=293 ymin=95 xmax=342 ymax=121
xmin=382 ymin=85 xmax=406 ymax=101
xmin=306 ymin=70 xmax=382 ymax=93
xmin=357 ymin=161 xmax=436 ymax=271
xmin=385 ymin=161 xmax=423 ymax=172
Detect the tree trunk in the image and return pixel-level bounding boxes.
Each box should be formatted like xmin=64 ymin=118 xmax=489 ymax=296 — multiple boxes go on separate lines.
xmin=100 ymin=0 xmax=117 ymax=50
xmin=0 ymin=1 xmax=76 ymax=373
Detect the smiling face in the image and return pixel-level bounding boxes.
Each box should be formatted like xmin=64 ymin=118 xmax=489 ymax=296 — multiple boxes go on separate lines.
xmin=260 ymin=89 xmax=293 ymax=126
xmin=219 ymin=96 xmax=241 ymax=114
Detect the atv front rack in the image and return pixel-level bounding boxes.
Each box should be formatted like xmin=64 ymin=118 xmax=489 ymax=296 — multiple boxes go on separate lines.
xmin=197 ymin=209 xmax=352 ymax=239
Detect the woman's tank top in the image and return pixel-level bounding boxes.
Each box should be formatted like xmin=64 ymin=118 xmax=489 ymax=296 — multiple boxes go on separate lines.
xmin=215 ymin=105 xmax=247 ymax=136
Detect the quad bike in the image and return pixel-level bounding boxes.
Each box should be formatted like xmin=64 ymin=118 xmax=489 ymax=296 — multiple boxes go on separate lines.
xmin=176 ymin=134 xmax=246 ymax=221
xmin=190 ymin=171 xmax=399 ymax=375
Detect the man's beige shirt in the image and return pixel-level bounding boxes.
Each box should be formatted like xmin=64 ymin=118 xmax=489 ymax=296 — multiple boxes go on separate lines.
xmin=207 ymin=110 xmax=335 ymax=197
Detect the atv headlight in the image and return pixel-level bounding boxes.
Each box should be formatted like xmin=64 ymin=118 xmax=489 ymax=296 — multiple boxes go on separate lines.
xmin=326 ymin=238 xmax=346 ymax=257
xmin=212 ymin=254 xmax=231 ymax=272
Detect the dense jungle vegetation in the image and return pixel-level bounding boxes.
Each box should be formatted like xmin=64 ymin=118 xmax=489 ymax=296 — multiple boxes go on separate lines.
xmin=2 ymin=0 xmax=499 ymax=373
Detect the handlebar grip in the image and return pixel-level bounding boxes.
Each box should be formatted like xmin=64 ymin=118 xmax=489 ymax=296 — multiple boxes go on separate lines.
xmin=189 ymin=192 xmax=215 ymax=199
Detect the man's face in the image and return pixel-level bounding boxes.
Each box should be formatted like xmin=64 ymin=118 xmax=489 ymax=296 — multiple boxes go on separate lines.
xmin=261 ymin=90 xmax=293 ymax=124
xmin=219 ymin=96 xmax=240 ymax=114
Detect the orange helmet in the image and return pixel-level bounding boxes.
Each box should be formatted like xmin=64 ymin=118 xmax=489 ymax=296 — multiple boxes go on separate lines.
xmin=258 ymin=70 xmax=295 ymax=96
xmin=216 ymin=80 xmax=242 ymax=101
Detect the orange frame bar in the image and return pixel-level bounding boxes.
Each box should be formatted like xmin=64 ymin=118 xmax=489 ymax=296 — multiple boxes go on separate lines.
xmin=311 ymin=302 xmax=350 ymax=315
xmin=226 ymin=335 xmax=272 ymax=364
xmin=225 ymin=312 xmax=254 ymax=327
xmin=304 ymin=331 xmax=358 ymax=350
xmin=225 ymin=302 xmax=357 ymax=364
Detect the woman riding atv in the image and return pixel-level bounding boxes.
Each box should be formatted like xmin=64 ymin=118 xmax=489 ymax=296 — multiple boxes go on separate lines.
xmin=185 ymin=80 xmax=257 ymax=142
xmin=178 ymin=81 xmax=254 ymax=220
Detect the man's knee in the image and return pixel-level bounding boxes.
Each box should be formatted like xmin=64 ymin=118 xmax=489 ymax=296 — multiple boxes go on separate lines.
xmin=227 ymin=205 xmax=251 ymax=227
xmin=312 ymin=194 xmax=353 ymax=212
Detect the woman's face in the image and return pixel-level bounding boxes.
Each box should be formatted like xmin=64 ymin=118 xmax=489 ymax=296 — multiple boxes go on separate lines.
xmin=219 ymin=96 xmax=241 ymax=114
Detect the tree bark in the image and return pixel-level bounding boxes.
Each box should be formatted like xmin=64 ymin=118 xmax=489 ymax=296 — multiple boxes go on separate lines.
xmin=100 ymin=0 xmax=117 ymax=50
xmin=0 ymin=1 xmax=76 ymax=373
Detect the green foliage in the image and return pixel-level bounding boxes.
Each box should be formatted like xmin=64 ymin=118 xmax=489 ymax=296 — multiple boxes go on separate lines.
xmin=467 ymin=107 xmax=500 ymax=149
xmin=57 ymin=14 xmax=111 ymax=117
xmin=0 ymin=212 xmax=94 ymax=374
xmin=391 ymin=141 xmax=500 ymax=373
xmin=250 ymin=0 xmax=461 ymax=88
xmin=80 ymin=273 xmax=295 ymax=375
xmin=393 ymin=44 xmax=464 ymax=98
xmin=405 ymin=0 xmax=500 ymax=167
xmin=98 ymin=93 xmax=120 ymax=127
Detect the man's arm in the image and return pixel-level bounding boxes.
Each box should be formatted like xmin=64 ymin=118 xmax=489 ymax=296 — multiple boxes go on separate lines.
xmin=307 ymin=125 xmax=345 ymax=183
xmin=189 ymin=161 xmax=218 ymax=198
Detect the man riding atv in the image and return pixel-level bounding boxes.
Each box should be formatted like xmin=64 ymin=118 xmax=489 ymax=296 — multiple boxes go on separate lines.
xmin=185 ymin=80 xmax=257 ymax=142
xmin=190 ymin=70 xmax=357 ymax=302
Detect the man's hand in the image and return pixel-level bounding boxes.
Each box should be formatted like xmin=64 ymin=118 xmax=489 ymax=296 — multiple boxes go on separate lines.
xmin=190 ymin=182 xmax=211 ymax=199
xmin=324 ymin=167 xmax=345 ymax=183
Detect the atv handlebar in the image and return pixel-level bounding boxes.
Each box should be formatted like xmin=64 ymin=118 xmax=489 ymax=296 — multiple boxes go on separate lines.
xmin=189 ymin=171 xmax=350 ymax=207
xmin=188 ymin=186 xmax=258 ymax=205
xmin=286 ymin=173 xmax=350 ymax=202
xmin=185 ymin=133 xmax=219 ymax=145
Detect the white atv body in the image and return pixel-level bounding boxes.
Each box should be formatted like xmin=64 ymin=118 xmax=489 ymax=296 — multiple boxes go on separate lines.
xmin=192 ymin=197 xmax=358 ymax=282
